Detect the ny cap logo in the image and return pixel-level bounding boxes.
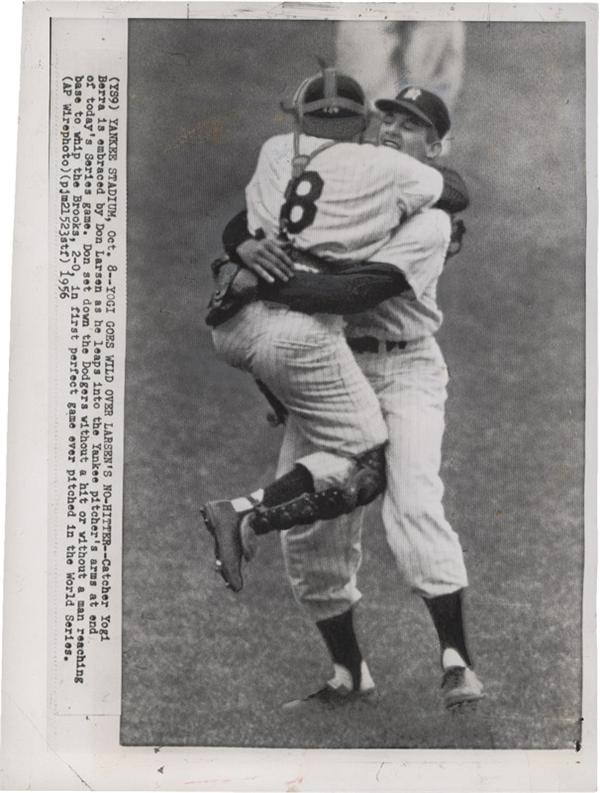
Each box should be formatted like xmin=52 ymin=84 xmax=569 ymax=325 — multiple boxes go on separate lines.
xmin=403 ymin=87 xmax=422 ymax=101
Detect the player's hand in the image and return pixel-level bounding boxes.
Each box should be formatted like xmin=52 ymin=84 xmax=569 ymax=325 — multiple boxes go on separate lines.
xmin=236 ymin=238 xmax=295 ymax=283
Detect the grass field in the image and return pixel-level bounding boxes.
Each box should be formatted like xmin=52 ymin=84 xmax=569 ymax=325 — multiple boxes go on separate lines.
xmin=121 ymin=20 xmax=586 ymax=749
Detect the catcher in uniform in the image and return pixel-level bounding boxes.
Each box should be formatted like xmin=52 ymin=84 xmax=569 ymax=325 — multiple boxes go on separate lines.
xmin=215 ymin=86 xmax=483 ymax=711
xmin=202 ymin=67 xmax=446 ymax=592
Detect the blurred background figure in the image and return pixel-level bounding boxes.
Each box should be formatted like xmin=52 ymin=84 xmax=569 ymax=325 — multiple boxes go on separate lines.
xmin=336 ymin=21 xmax=465 ymax=110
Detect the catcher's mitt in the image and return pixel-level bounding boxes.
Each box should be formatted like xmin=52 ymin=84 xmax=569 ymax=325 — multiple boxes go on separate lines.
xmin=433 ymin=165 xmax=470 ymax=214
xmin=205 ymin=255 xmax=259 ymax=327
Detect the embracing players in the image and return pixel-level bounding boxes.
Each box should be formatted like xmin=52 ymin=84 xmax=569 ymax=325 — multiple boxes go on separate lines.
xmin=201 ymin=66 xmax=483 ymax=710
xmin=202 ymin=65 xmax=445 ymax=591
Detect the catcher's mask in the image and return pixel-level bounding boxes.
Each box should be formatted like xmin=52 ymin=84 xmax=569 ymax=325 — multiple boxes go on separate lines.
xmin=281 ymin=62 xmax=368 ymax=141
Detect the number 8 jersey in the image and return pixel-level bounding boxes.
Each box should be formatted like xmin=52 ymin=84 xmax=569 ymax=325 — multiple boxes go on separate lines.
xmin=245 ymin=133 xmax=443 ymax=264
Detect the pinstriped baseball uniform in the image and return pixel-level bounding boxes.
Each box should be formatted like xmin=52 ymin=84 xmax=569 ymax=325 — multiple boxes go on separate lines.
xmin=212 ymin=133 xmax=443 ymax=486
xmin=280 ymin=209 xmax=469 ymax=619
xmin=246 ymin=134 xmax=442 ymax=261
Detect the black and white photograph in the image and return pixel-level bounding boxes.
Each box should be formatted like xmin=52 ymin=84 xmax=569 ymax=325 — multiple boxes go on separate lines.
xmin=122 ymin=15 xmax=588 ymax=750
xmin=0 ymin=2 xmax=596 ymax=789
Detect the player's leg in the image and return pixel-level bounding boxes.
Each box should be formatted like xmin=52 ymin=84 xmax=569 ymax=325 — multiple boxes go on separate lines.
xmin=213 ymin=302 xmax=386 ymax=458
xmin=210 ymin=301 xmax=264 ymax=371
xmin=209 ymin=303 xmax=324 ymax=581
xmin=205 ymin=308 xmax=390 ymax=590
xmin=254 ymin=307 xmax=387 ymax=457
xmin=365 ymin=340 xmax=483 ymax=707
xmin=277 ymin=421 xmax=377 ymax=708
xmin=350 ymin=210 xmax=481 ymax=706
xmin=206 ymin=305 xmax=387 ymax=591
xmin=377 ymin=348 xmax=468 ymax=598
xmin=202 ymin=442 xmax=386 ymax=593
xmin=212 ymin=304 xmax=368 ymax=504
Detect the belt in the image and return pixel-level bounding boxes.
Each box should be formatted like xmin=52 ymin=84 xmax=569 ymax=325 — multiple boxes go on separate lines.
xmin=347 ymin=336 xmax=408 ymax=354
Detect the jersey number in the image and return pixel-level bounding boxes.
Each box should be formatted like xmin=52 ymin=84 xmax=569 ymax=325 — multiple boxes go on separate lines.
xmin=280 ymin=171 xmax=324 ymax=234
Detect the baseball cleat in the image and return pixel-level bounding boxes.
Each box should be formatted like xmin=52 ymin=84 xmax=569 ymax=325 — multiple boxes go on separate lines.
xmin=282 ymin=682 xmax=377 ymax=712
xmin=441 ymin=666 xmax=484 ymax=710
xmin=201 ymin=500 xmax=245 ymax=593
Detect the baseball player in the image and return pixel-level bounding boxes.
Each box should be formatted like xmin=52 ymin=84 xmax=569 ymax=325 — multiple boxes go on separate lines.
xmin=219 ymin=87 xmax=483 ymax=711
xmin=202 ymin=67 xmax=446 ymax=592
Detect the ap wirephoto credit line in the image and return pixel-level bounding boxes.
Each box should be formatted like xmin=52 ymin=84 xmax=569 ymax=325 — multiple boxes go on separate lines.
xmin=48 ymin=16 xmax=127 ymax=737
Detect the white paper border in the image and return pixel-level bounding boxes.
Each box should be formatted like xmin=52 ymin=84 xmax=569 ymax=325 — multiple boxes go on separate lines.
xmin=1 ymin=2 xmax=597 ymax=790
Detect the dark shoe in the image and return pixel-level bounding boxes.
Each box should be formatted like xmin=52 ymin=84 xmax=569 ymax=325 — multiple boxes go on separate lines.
xmin=200 ymin=500 xmax=245 ymax=592
xmin=441 ymin=666 xmax=484 ymax=710
xmin=282 ymin=682 xmax=377 ymax=712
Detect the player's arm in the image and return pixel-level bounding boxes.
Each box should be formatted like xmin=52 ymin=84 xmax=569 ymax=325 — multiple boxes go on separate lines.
xmin=222 ymin=210 xmax=294 ymax=283
xmin=222 ymin=164 xmax=467 ymax=270
xmin=258 ymin=206 xmax=458 ymax=313
xmin=220 ymin=165 xmax=468 ymax=306
xmin=431 ymin=165 xmax=470 ymax=213
xmin=222 ymin=211 xmax=411 ymax=313
xmin=258 ymin=262 xmax=411 ymax=314
xmin=205 ymin=252 xmax=408 ymax=326
xmin=222 ymin=210 xmax=251 ymax=262
xmin=392 ymin=152 xmax=444 ymax=217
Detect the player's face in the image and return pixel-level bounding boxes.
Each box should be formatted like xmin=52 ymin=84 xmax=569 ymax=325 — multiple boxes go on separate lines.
xmin=378 ymin=112 xmax=438 ymax=162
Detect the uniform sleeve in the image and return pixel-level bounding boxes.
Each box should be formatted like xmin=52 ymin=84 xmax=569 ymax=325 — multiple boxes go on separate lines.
xmin=392 ymin=152 xmax=444 ymax=218
xmin=375 ymin=209 xmax=451 ymax=299
xmin=432 ymin=165 xmax=470 ymax=214
xmin=222 ymin=209 xmax=251 ymax=263
xmin=258 ymin=262 xmax=411 ymax=314
xmin=244 ymin=138 xmax=285 ymax=238
xmin=244 ymin=142 xmax=267 ymax=236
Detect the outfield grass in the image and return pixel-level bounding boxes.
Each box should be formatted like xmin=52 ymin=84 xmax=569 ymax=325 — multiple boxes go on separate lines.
xmin=121 ymin=20 xmax=586 ymax=748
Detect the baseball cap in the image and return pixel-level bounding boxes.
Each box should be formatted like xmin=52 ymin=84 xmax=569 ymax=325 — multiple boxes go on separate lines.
xmin=282 ymin=65 xmax=368 ymax=140
xmin=375 ymin=86 xmax=450 ymax=140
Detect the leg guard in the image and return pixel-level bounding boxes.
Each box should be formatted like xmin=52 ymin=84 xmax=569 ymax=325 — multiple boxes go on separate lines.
xmin=251 ymin=487 xmax=355 ymax=534
xmin=250 ymin=445 xmax=387 ymax=534
xmin=352 ymin=445 xmax=387 ymax=506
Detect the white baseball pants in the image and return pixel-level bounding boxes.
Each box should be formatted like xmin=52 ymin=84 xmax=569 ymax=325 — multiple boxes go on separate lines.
xmin=279 ymin=336 xmax=469 ymax=621
xmin=211 ymin=304 xmax=387 ymax=488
